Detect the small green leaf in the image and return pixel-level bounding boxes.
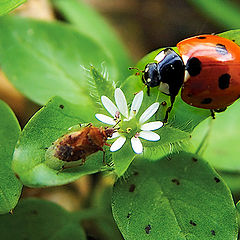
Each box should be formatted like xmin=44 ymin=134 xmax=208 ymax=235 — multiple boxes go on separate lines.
xmin=0 ymin=0 xmax=26 ymax=16
xmin=12 ymin=96 xmax=110 ymax=187
xmin=0 ymin=199 xmax=86 ymax=240
xmin=51 ymin=0 xmax=132 ymax=81
xmin=0 ymin=100 xmax=22 ymax=214
xmin=219 ymin=29 xmax=240 ymax=44
xmin=0 ymin=16 xmax=117 ymax=105
xmin=112 ymin=152 xmax=238 ymax=240
xmin=191 ymin=101 xmax=240 ymax=172
xmin=89 ymin=66 xmax=116 ymax=104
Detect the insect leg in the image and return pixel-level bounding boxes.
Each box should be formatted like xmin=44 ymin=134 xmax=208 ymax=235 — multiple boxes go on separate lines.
xmin=163 ymin=96 xmax=176 ymax=123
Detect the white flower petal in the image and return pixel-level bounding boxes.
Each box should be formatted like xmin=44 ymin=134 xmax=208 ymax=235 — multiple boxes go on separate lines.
xmin=140 ymin=121 xmax=163 ymax=131
xmin=115 ymin=88 xmax=128 ymax=118
xmin=95 ymin=114 xmax=115 ymax=125
xmin=110 ymin=136 xmax=126 ymax=152
xmin=130 ymin=91 xmax=143 ymax=117
xmin=101 ymin=96 xmax=119 ymax=118
xmin=139 ymin=102 xmax=160 ymax=124
xmin=139 ymin=131 xmax=160 ymax=141
xmin=108 ymin=132 xmax=120 ymax=139
xmin=131 ymin=137 xmax=143 ymax=154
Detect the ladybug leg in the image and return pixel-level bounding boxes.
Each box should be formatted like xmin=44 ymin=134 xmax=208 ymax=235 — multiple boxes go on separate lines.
xmin=163 ymin=96 xmax=175 ymax=123
xmin=214 ymin=107 xmax=227 ymax=113
xmin=210 ymin=109 xmax=216 ymax=119
xmin=147 ymin=85 xmax=150 ymax=96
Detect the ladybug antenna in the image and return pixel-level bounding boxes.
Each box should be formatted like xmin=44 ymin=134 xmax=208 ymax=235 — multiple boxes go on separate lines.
xmin=129 ymin=67 xmax=144 ymax=75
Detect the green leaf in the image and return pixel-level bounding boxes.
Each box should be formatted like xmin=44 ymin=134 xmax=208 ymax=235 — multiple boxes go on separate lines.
xmin=112 ymin=152 xmax=238 ymax=240
xmin=0 ymin=16 xmax=117 ymax=105
xmin=12 ymin=96 xmax=111 ymax=187
xmin=219 ymin=29 xmax=240 ymax=44
xmin=186 ymin=0 xmax=240 ymax=29
xmin=51 ymin=0 xmax=132 ymax=80
xmin=0 ymin=100 xmax=22 ymax=214
xmin=191 ymin=100 xmax=240 ymax=172
xmin=89 ymin=66 xmax=116 ymax=104
xmin=0 ymin=0 xmax=26 ymax=16
xmin=0 ymin=198 xmax=86 ymax=240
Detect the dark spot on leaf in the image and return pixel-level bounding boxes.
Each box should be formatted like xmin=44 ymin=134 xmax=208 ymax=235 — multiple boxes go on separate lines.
xmin=192 ymin=157 xmax=198 ymax=162
xmin=201 ymin=98 xmax=212 ymax=104
xmin=172 ymin=179 xmax=180 ymax=185
xmin=59 ymin=104 xmax=64 ymax=109
xmin=197 ymin=36 xmax=206 ymax=39
xmin=232 ymin=39 xmax=235 ymax=42
xmin=218 ymin=73 xmax=230 ymax=89
xmin=161 ymin=101 xmax=167 ymax=106
xmin=30 ymin=210 xmax=38 ymax=215
xmin=87 ymin=236 xmax=98 ymax=240
xmin=186 ymin=57 xmax=202 ymax=76
xmin=190 ymin=220 xmax=197 ymax=226
xmin=216 ymin=43 xmax=228 ymax=55
xmin=211 ymin=230 xmax=216 ymax=236
xmin=127 ymin=213 xmax=131 ymax=218
xmin=129 ymin=184 xmax=136 ymax=192
xmin=214 ymin=177 xmax=220 ymax=183
xmin=133 ymin=171 xmax=139 ymax=176
xmin=145 ymin=224 xmax=151 ymax=234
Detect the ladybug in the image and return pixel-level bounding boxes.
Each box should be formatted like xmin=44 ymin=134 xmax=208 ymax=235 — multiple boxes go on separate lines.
xmin=135 ymin=35 xmax=240 ymax=122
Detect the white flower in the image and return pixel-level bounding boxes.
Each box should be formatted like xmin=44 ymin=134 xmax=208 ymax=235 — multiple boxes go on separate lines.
xmin=95 ymin=88 xmax=163 ymax=154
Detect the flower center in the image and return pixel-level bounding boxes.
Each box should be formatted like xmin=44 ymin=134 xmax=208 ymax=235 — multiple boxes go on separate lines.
xmin=119 ymin=117 xmax=139 ymax=138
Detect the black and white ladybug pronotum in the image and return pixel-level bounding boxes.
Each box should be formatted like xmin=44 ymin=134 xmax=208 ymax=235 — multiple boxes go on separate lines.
xmin=137 ymin=34 xmax=240 ymax=122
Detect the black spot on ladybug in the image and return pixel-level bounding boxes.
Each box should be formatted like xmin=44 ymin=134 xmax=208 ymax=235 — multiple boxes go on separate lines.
xmin=186 ymin=57 xmax=202 ymax=76
xmin=172 ymin=178 xmax=180 ymax=185
xmin=59 ymin=104 xmax=64 ymax=109
xmin=145 ymin=224 xmax=151 ymax=234
xmin=197 ymin=36 xmax=206 ymax=39
xmin=214 ymin=177 xmax=220 ymax=183
xmin=127 ymin=213 xmax=131 ymax=218
xmin=192 ymin=157 xmax=198 ymax=162
xmin=129 ymin=184 xmax=136 ymax=192
xmin=189 ymin=220 xmax=197 ymax=226
xmin=201 ymin=98 xmax=212 ymax=104
xmin=211 ymin=230 xmax=216 ymax=236
xmin=216 ymin=44 xmax=228 ymax=55
xmin=218 ymin=73 xmax=230 ymax=89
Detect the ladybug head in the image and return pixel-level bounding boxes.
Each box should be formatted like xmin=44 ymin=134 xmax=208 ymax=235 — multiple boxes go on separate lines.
xmin=154 ymin=48 xmax=185 ymax=97
xmin=143 ymin=63 xmax=160 ymax=89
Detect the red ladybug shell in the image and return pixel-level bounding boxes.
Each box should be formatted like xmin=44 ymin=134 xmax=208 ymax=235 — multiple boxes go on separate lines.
xmin=177 ymin=35 xmax=240 ymax=109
